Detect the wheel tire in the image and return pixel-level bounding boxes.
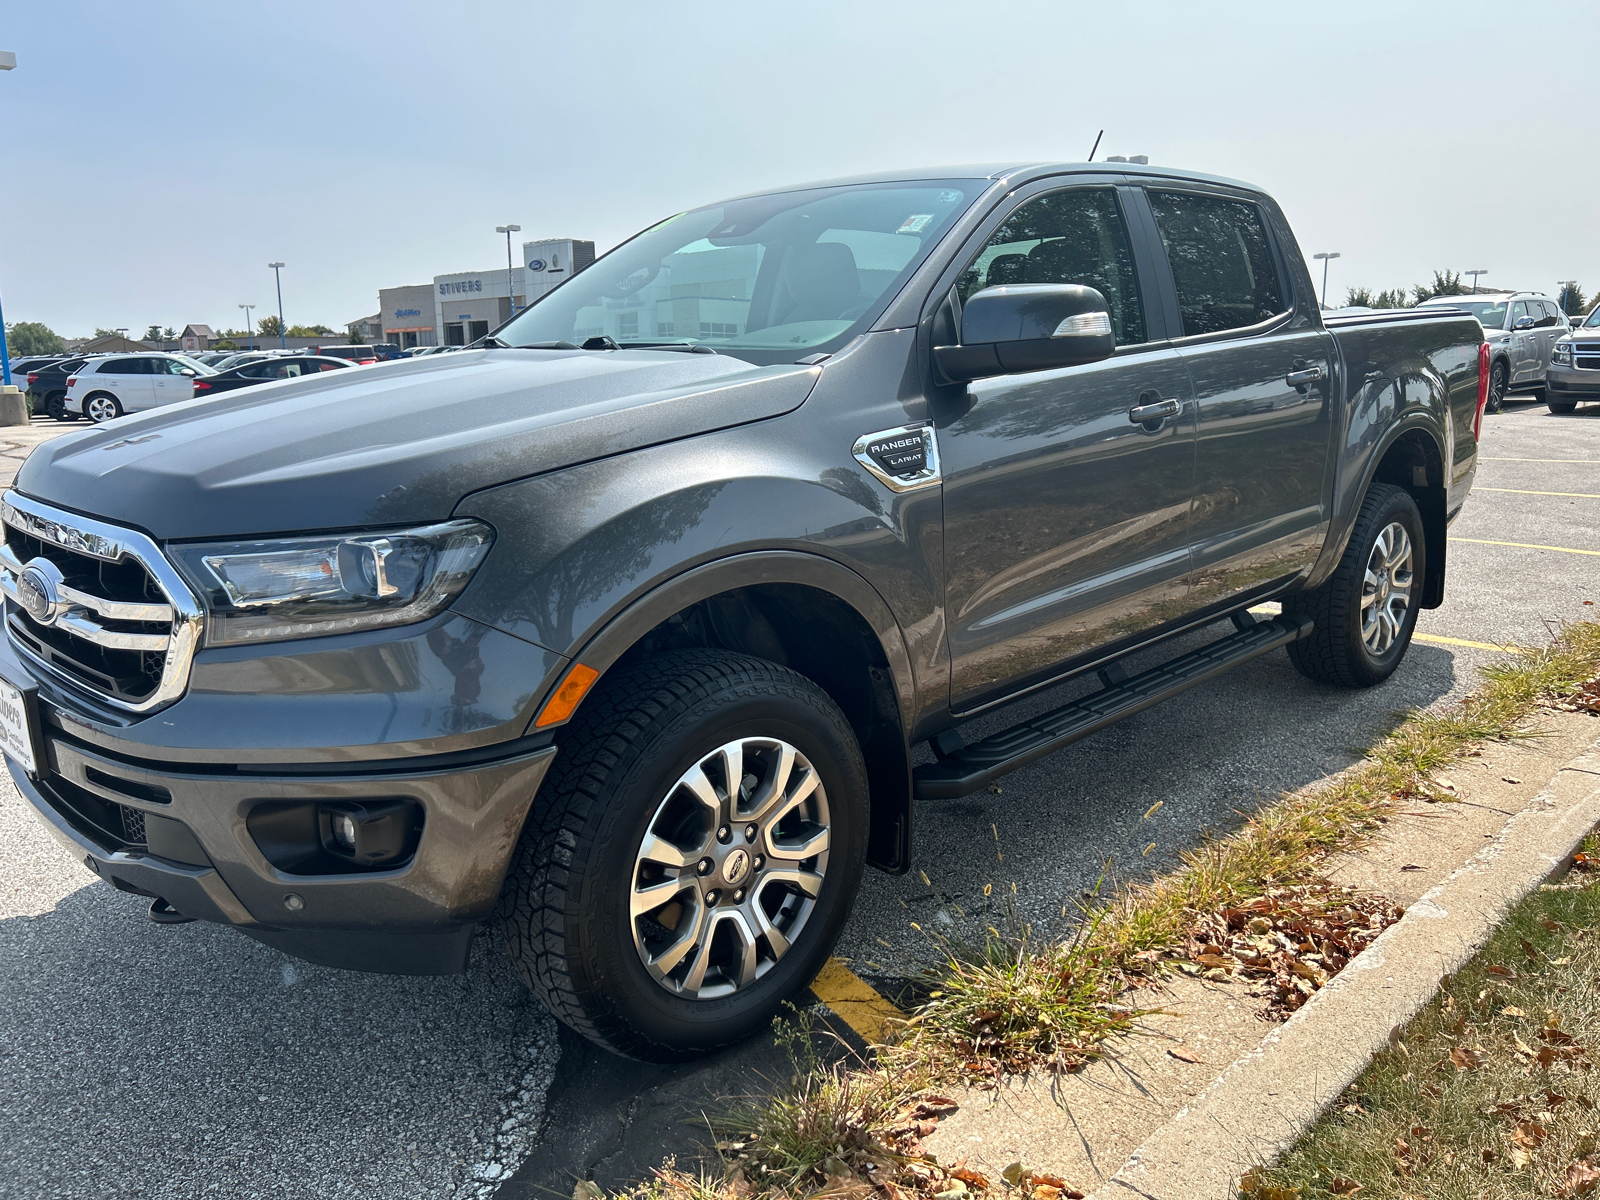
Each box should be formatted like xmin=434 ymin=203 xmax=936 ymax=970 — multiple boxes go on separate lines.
xmin=1284 ymin=483 xmax=1425 ymax=688
xmin=85 ymin=393 xmax=123 ymax=423
xmin=1530 ymin=385 xmax=1547 ymax=403
xmin=1548 ymin=398 xmax=1578 ymax=415
xmin=499 ymin=648 xmax=869 ymax=1062
xmin=46 ymin=392 xmax=76 ymax=421
xmin=1485 ymin=360 xmax=1507 ymax=413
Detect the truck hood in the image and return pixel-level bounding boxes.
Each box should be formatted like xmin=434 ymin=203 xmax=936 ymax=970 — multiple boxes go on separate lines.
xmin=17 ymin=349 xmax=819 ymax=540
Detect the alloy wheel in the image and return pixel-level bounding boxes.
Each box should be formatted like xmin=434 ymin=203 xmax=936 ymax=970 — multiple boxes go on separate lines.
xmin=1361 ymin=520 xmax=1414 ymax=656
xmin=87 ymin=396 xmax=119 ymax=422
xmin=1487 ymin=362 xmax=1507 ymax=413
xmin=629 ymin=737 xmax=830 ymax=1000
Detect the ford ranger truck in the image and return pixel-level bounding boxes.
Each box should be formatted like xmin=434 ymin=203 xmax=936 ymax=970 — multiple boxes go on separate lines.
xmin=0 ymin=163 xmax=1488 ymax=1061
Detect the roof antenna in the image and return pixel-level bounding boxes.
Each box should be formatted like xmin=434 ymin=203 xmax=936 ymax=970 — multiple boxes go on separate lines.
xmin=1087 ymin=129 xmax=1104 ymax=162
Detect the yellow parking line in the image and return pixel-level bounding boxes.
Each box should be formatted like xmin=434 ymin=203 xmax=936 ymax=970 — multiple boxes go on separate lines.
xmin=1480 ymin=457 xmax=1600 ymax=464
xmin=1413 ymin=633 xmax=1519 ymax=653
xmin=1477 ymin=487 xmax=1600 ymax=499
xmin=810 ymin=957 xmax=901 ymax=1044
xmin=1453 ymin=537 xmax=1600 ymax=557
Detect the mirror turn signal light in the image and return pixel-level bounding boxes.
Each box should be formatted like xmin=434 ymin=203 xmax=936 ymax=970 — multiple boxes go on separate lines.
xmin=536 ymin=663 xmax=600 ymax=728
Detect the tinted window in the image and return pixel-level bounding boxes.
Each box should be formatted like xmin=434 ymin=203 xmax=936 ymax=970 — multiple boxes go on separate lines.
xmin=101 ymin=357 xmax=148 ymax=374
xmin=1537 ymin=300 xmax=1560 ymax=327
xmin=237 ymin=362 xmax=278 ymax=378
xmin=1147 ymin=191 xmax=1286 ymax=336
xmin=958 ymin=188 xmax=1146 ymax=346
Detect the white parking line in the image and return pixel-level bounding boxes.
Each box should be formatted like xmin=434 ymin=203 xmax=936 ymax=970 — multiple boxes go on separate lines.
xmin=1476 ymin=487 xmax=1600 ymax=499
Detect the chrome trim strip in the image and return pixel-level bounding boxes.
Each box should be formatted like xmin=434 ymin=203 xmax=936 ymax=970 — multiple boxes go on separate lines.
xmin=0 ymin=540 xmax=173 ymax=622
xmin=56 ymin=611 xmax=171 ymax=652
xmin=1 ymin=491 xmax=203 ymax=713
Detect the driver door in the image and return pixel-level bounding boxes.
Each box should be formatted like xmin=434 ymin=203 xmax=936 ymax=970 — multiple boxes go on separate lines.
xmin=937 ymin=185 xmax=1196 ymax=712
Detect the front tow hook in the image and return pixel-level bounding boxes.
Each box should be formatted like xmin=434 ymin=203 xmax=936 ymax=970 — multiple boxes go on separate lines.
xmin=148 ymin=897 xmax=196 ymax=925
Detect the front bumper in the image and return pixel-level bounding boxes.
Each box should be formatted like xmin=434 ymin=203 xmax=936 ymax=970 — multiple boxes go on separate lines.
xmin=8 ymin=732 xmax=555 ymax=973
xmin=1546 ymin=362 xmax=1600 ymax=397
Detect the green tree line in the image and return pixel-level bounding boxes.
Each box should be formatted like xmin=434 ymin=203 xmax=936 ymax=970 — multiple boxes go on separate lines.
xmin=1347 ymin=274 xmax=1590 ymax=314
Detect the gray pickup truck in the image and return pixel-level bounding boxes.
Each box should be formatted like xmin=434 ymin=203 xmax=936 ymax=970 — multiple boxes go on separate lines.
xmin=0 ymin=162 xmax=1487 ymax=1061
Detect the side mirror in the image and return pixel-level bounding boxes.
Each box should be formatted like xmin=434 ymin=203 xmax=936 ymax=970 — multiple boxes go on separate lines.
xmin=1513 ymin=315 xmax=1536 ymax=331
xmin=934 ymin=284 xmax=1115 ymax=383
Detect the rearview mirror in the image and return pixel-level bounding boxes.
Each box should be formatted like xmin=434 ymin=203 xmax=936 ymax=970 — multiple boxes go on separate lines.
xmin=934 ymin=284 xmax=1116 ymax=383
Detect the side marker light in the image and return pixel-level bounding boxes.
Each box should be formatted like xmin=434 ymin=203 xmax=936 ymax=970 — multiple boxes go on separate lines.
xmin=536 ymin=663 xmax=600 ymax=728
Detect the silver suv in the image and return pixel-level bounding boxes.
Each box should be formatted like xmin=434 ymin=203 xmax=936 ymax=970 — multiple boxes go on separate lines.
xmin=1547 ymin=307 xmax=1600 ymax=414
xmin=1415 ymin=291 xmax=1570 ymax=412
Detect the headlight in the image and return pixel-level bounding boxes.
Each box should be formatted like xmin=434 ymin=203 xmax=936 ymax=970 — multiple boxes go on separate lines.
xmin=171 ymin=519 xmax=493 ymax=647
xmin=1553 ymin=340 xmax=1574 ymax=364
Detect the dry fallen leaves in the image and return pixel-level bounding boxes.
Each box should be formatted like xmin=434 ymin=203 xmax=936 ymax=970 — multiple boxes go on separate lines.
xmin=1448 ymin=1046 xmax=1481 ymax=1071
xmin=1555 ymin=1158 xmax=1600 ymax=1199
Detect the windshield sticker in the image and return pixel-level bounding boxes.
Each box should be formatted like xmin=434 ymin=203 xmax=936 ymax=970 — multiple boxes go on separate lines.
xmin=938 ymin=189 xmax=964 ymax=204
xmin=896 ymin=213 xmax=935 ymax=234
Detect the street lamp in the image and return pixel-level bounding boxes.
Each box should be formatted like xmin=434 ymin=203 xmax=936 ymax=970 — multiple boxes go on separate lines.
xmin=1465 ymin=269 xmax=1488 ymax=295
xmin=239 ymin=304 xmax=256 ymax=351
xmin=495 ymin=224 xmax=521 ymax=319
xmin=268 ymin=263 xmax=286 ymax=349
xmin=1313 ymin=252 xmax=1341 ymax=309
xmin=0 ymin=50 xmax=14 ymax=388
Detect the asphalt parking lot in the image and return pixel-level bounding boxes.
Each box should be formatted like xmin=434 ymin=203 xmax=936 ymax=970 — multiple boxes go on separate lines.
xmin=1 ymin=396 xmax=1597 ymax=1198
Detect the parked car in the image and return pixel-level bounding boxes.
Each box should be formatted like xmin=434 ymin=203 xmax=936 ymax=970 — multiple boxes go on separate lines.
xmin=6 ymin=356 xmax=64 ymax=381
xmin=208 ymin=352 xmax=277 ymax=372
xmin=190 ymin=352 xmax=238 ymax=367
xmin=1414 ymin=291 xmax=1568 ymax=411
xmin=0 ymin=162 xmax=1486 ymax=1062
xmin=62 ymin=353 xmax=215 ymax=422
xmin=25 ymin=356 xmax=94 ymax=420
xmin=309 ymin=344 xmax=380 ymax=365
xmin=191 ymin=355 xmax=353 ymax=396
xmin=1546 ymin=306 xmax=1600 ymax=413
xmin=367 ymin=343 xmax=404 ymax=361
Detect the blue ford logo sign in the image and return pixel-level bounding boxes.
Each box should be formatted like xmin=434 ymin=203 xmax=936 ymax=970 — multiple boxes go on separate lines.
xmin=16 ymin=558 xmax=64 ymax=626
xmin=527 ymin=258 xmax=546 ymax=272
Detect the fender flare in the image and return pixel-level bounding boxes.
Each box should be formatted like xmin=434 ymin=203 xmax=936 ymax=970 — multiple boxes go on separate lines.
xmin=550 ymin=549 xmax=919 ymax=873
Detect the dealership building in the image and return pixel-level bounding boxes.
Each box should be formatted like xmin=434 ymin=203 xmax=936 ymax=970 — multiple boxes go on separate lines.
xmin=375 ymin=238 xmax=596 ymax=349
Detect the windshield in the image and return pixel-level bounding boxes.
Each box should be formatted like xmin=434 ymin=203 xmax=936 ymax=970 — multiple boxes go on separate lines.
xmin=493 ymin=180 xmax=985 ymax=365
xmin=169 ymin=353 xmax=216 ymax=375
xmin=1584 ymin=309 xmax=1600 ymax=329
xmin=1420 ymin=298 xmax=1509 ymax=329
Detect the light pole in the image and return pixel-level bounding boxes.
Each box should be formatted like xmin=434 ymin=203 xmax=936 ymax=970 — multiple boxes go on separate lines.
xmin=268 ymin=263 xmax=286 ymax=348
xmin=495 ymin=224 xmax=521 ymax=319
xmin=1466 ymin=269 xmax=1488 ymax=295
xmin=1313 ymin=252 xmax=1341 ymax=309
xmin=0 ymin=50 xmax=14 ymax=389
xmin=239 ymin=304 xmax=256 ymax=351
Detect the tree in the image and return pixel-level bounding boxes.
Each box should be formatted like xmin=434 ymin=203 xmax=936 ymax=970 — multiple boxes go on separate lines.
xmin=1372 ymin=288 xmax=1410 ymax=309
xmin=347 ymin=327 xmax=366 ymax=345
xmin=212 ymin=339 xmax=238 ymax=351
xmin=287 ymin=323 xmax=333 ymax=337
xmin=1557 ymin=282 xmax=1589 ymax=316
xmin=93 ymin=327 xmax=120 ymax=338
xmin=6 ymin=321 xmax=65 ymax=355
xmin=162 ymin=326 xmax=177 ymax=341
xmin=1413 ymin=270 xmax=1465 ymax=306
xmin=1345 ymin=287 xmax=1374 ymax=308
xmin=257 ymin=315 xmax=284 ymax=338
xmin=143 ymin=324 xmax=165 ymax=342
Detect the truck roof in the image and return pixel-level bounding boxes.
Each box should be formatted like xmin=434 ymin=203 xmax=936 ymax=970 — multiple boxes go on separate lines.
xmin=721 ymin=161 xmax=1267 ymax=202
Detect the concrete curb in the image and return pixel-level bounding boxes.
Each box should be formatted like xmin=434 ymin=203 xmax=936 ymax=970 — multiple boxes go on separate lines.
xmin=1090 ymin=736 xmax=1600 ymax=1200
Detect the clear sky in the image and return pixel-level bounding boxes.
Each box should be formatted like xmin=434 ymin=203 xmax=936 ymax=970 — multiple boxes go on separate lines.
xmin=3 ymin=1 xmax=1597 ymax=337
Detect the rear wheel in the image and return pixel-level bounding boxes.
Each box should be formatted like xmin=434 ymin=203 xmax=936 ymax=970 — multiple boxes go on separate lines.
xmin=1485 ymin=360 xmax=1508 ymax=413
xmin=46 ymin=392 xmax=76 ymax=421
xmin=1284 ymin=483 xmax=1424 ymax=688
xmin=499 ymin=648 xmax=868 ymax=1061
xmin=1548 ymin=397 xmax=1578 ymax=414
xmin=85 ymin=393 xmax=123 ymax=423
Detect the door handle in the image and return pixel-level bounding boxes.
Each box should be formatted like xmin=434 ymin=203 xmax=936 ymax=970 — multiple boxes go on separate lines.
xmin=1128 ymin=398 xmax=1182 ymax=423
xmin=1284 ymin=365 xmax=1325 ymax=387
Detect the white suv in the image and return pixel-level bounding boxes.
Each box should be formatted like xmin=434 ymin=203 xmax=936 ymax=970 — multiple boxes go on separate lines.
xmin=64 ymin=354 xmax=216 ymax=422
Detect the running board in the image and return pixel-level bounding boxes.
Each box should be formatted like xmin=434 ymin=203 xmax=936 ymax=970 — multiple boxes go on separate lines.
xmin=913 ymin=613 xmax=1314 ymax=800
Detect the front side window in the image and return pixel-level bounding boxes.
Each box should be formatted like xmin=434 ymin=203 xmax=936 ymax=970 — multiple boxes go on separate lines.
xmin=1512 ymin=301 xmax=1530 ymax=326
xmin=494 ymin=180 xmax=984 ymax=366
xmin=957 ymin=187 xmax=1146 ymax=346
xmin=1147 ymin=191 xmax=1287 ymax=336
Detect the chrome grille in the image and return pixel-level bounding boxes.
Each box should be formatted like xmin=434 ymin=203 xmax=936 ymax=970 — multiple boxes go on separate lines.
xmin=0 ymin=493 xmax=202 ymax=712
xmin=1574 ymin=348 xmax=1600 ymax=371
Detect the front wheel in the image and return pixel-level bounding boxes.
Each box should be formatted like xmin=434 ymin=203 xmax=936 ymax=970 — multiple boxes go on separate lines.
xmin=1548 ymin=398 xmax=1578 ymax=415
xmin=1485 ymin=360 xmax=1508 ymax=413
xmin=1284 ymin=483 xmax=1424 ymax=688
xmin=499 ymin=648 xmax=868 ymax=1061
xmin=85 ymin=393 xmax=123 ymax=423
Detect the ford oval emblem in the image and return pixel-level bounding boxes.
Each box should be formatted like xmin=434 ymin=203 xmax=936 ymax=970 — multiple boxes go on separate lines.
xmin=16 ymin=558 xmax=65 ymax=626
xmin=527 ymin=258 xmax=546 ymax=272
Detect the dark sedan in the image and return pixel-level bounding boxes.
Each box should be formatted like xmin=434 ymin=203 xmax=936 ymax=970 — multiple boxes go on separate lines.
xmin=28 ymin=356 xmax=95 ymax=420
xmin=190 ymin=355 xmax=353 ymax=396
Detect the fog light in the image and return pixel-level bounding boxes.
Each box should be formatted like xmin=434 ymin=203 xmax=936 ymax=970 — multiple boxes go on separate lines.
xmin=318 ymin=800 xmax=422 ymax=869
xmin=332 ymin=813 xmax=358 ymax=851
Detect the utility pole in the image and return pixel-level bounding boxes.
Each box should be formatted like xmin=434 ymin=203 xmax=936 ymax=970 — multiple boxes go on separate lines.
xmin=1465 ymin=269 xmax=1488 ymax=295
xmin=495 ymin=225 xmax=522 ymax=321
xmin=268 ymin=264 xmax=286 ymax=348
xmin=1 ymin=50 xmax=19 ymax=387
xmin=1313 ymin=252 xmax=1341 ymax=309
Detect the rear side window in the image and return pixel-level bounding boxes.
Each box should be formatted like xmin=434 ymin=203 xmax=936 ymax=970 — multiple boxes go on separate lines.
xmin=1147 ymin=191 xmax=1286 ymax=336
xmin=101 ymin=357 xmax=147 ymax=374
xmin=958 ymin=188 xmax=1147 ymax=347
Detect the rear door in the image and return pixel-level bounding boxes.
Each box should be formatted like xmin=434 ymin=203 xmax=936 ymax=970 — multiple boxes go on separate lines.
xmin=94 ymin=357 xmax=157 ymax=410
xmin=937 ymin=182 xmax=1197 ymax=711
xmin=1142 ymin=187 xmax=1336 ymax=610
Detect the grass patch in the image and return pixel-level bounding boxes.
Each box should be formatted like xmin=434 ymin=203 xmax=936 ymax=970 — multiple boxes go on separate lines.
xmin=1241 ymin=836 xmax=1600 ymax=1200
